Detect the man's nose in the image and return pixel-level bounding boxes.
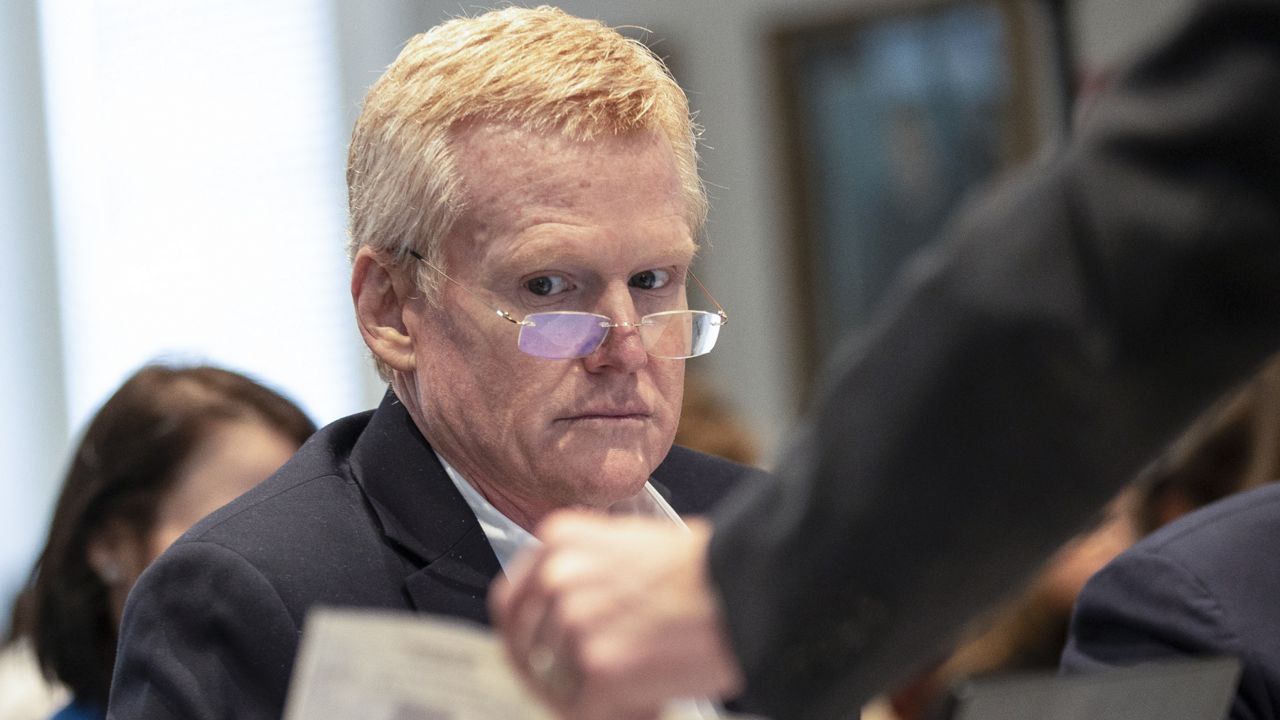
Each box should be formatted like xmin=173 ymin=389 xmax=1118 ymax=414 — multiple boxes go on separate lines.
xmin=583 ymin=288 xmax=648 ymax=372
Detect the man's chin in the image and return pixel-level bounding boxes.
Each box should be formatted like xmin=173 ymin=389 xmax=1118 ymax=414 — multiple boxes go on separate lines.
xmin=554 ymin=457 xmax=659 ymax=506
xmin=543 ymin=427 xmax=671 ymax=490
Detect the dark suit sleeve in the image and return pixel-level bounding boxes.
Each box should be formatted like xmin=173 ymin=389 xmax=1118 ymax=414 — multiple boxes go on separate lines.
xmin=1062 ymin=551 xmax=1266 ymax=720
xmin=707 ymin=1 xmax=1280 ymax=718
xmin=108 ymin=541 xmax=301 ymax=720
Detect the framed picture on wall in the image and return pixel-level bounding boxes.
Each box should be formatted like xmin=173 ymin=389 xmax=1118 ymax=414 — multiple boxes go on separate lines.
xmin=774 ymin=0 xmax=1069 ymax=388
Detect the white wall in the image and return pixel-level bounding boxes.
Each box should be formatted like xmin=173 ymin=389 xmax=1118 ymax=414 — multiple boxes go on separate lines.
xmin=0 ymin=0 xmax=68 ymax=613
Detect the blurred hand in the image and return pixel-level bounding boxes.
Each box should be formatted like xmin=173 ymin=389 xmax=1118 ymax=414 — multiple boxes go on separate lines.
xmin=489 ymin=511 xmax=744 ymax=720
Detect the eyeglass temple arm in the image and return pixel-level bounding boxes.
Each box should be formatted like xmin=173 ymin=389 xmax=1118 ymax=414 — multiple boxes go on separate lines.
xmin=688 ymin=269 xmax=728 ymax=326
xmin=407 ymin=250 xmax=525 ymax=326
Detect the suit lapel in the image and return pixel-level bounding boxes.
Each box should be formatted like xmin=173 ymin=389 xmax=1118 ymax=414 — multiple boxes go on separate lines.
xmin=403 ymin=523 xmax=501 ymax=625
xmin=348 ymin=390 xmax=502 ymax=625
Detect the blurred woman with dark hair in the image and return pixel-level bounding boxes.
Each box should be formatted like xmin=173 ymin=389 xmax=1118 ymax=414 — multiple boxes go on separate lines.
xmin=3 ymin=364 xmax=316 ymax=720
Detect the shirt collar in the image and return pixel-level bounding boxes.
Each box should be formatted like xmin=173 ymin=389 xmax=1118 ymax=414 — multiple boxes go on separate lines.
xmin=434 ymin=451 xmax=688 ymax=572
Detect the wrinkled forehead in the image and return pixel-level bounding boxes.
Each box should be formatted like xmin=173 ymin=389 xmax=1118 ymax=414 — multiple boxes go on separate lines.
xmin=456 ymin=122 xmax=685 ymax=203
xmin=442 ymin=122 xmax=696 ymax=266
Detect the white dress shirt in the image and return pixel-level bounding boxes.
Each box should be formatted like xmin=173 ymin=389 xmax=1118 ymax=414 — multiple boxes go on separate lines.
xmin=436 ymin=453 xmax=721 ymax=719
xmin=437 ymin=452 xmax=689 ymax=571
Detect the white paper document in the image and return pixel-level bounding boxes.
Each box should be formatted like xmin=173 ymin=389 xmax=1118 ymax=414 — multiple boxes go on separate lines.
xmin=283 ymin=608 xmax=747 ymax=720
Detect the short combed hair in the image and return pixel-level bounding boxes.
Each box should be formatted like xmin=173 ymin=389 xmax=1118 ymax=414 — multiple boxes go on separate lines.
xmin=346 ymin=5 xmax=706 ymax=294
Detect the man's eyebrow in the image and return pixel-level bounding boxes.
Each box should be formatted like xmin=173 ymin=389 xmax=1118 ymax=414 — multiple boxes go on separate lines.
xmin=500 ymin=240 xmax=697 ymax=273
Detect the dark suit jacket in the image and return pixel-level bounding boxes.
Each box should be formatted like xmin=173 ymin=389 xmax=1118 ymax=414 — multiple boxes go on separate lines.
xmin=107 ymin=391 xmax=755 ymax=720
xmin=707 ymin=1 xmax=1280 ymax=718
xmin=1062 ymin=482 xmax=1280 ymax=720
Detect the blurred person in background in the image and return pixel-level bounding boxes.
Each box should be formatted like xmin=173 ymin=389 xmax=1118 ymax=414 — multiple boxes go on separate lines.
xmin=1063 ymin=482 xmax=1280 ymax=719
xmin=865 ymin=491 xmax=1137 ymax=720
xmin=0 ymin=364 xmax=315 ymax=720
xmin=872 ymin=353 xmax=1280 ymax=719
xmin=1063 ymin=353 xmax=1280 ymax=719
xmin=1129 ymin=353 xmax=1280 ymax=535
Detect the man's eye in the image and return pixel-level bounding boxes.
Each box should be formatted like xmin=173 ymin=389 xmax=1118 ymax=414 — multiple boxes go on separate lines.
xmin=629 ymin=269 xmax=671 ymax=290
xmin=525 ymin=275 xmax=570 ymax=296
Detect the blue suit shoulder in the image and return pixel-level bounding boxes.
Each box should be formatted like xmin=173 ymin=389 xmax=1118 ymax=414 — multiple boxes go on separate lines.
xmin=1064 ymin=482 xmax=1280 ymax=720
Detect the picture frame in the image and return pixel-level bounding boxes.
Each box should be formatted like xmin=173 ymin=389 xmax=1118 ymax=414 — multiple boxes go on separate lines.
xmin=773 ymin=0 xmax=1069 ymax=387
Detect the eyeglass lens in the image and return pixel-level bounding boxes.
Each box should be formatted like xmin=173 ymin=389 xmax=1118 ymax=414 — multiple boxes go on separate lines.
xmin=517 ymin=311 xmax=722 ymax=360
xmin=517 ymin=312 xmax=609 ymax=359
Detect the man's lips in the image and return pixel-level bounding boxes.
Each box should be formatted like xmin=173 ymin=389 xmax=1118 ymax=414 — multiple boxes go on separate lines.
xmin=557 ymin=407 xmax=652 ymax=422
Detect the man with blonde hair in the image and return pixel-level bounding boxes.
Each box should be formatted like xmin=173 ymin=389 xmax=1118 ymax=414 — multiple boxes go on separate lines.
xmin=108 ymin=7 xmax=755 ymax=719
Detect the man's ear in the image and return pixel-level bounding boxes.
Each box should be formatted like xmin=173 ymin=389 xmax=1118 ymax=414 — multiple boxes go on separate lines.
xmin=352 ymin=247 xmax=416 ymax=373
